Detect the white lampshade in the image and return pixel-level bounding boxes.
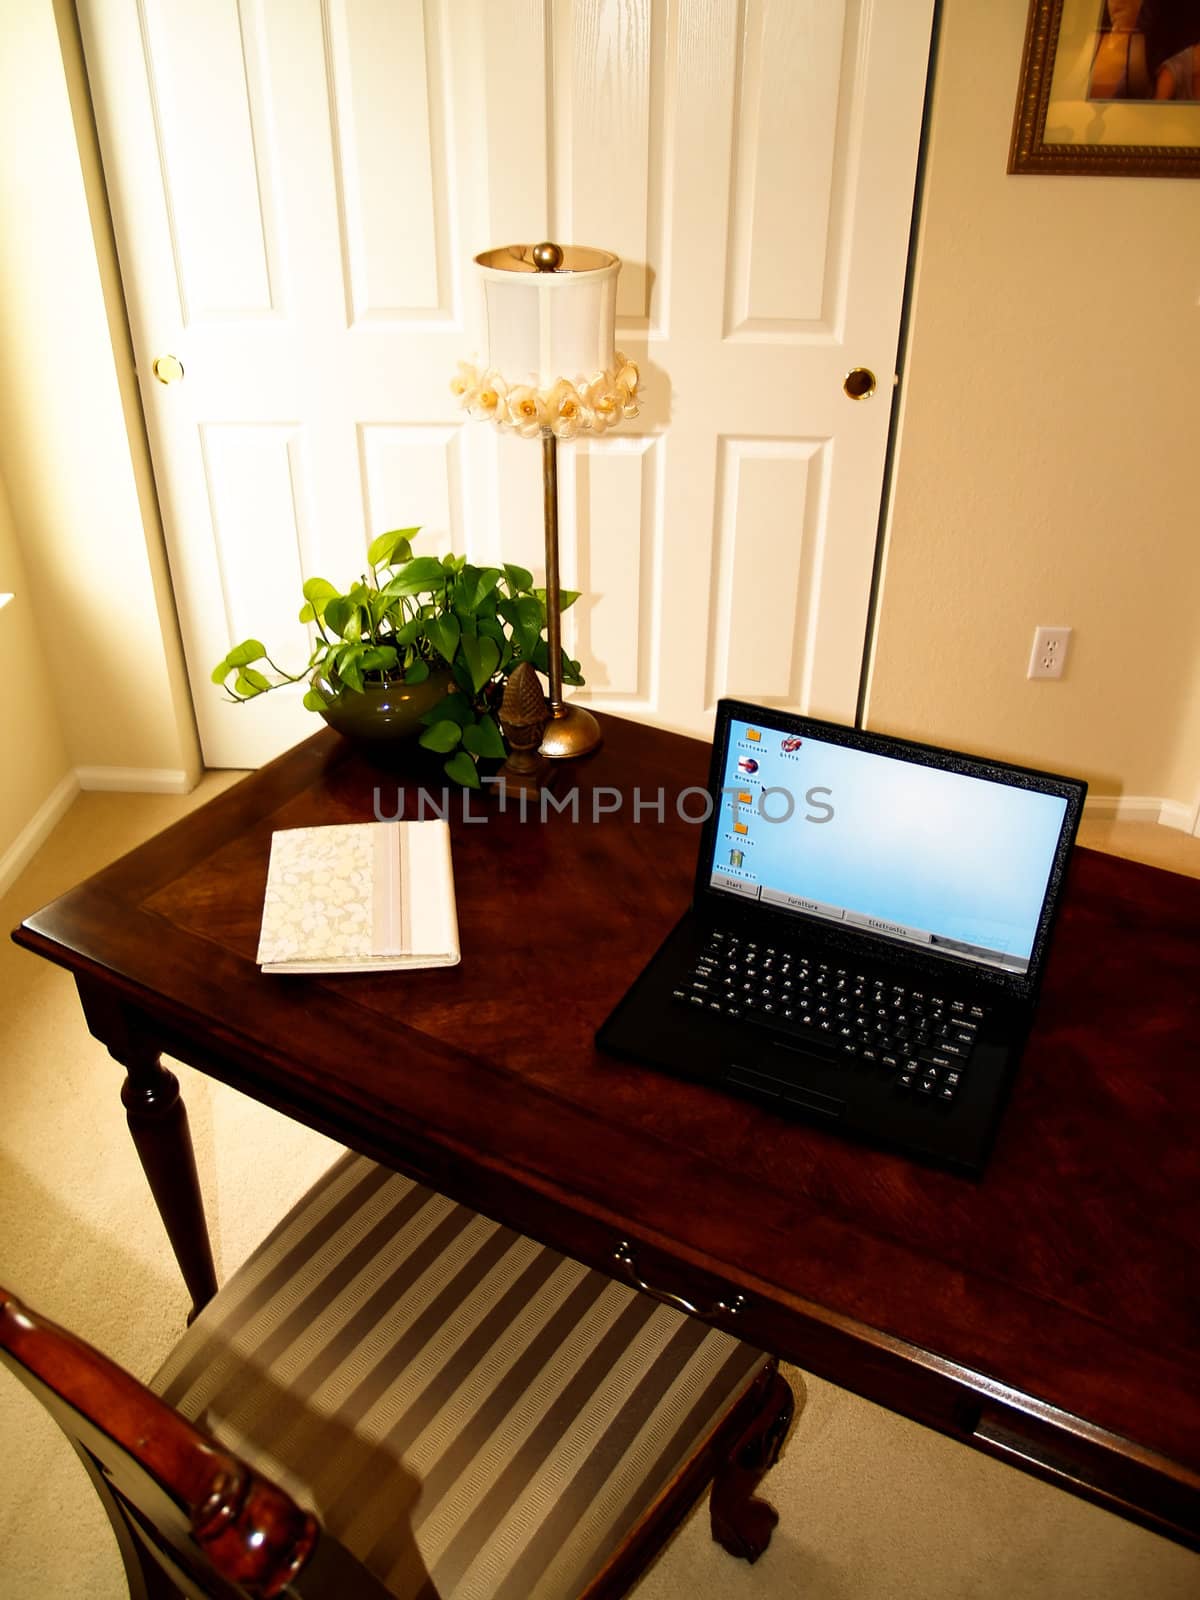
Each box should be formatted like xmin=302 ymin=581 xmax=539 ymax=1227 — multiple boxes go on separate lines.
xmin=475 ymin=244 xmax=620 ymax=387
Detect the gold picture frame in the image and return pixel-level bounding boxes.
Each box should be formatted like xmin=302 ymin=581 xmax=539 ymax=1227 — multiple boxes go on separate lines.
xmin=1009 ymin=0 xmax=1200 ymax=177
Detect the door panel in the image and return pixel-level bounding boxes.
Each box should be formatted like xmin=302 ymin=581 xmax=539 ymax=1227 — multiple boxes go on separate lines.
xmin=80 ymin=0 xmax=933 ymax=768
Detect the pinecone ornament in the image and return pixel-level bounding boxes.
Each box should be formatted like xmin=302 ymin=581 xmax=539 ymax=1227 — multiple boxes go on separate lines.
xmin=498 ymin=662 xmax=549 ymax=778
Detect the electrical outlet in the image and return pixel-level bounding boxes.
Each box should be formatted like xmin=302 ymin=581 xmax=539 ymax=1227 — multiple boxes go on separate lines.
xmin=1028 ymin=625 xmax=1071 ymax=680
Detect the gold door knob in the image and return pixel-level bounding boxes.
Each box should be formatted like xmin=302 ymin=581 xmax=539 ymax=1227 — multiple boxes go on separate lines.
xmin=153 ymin=354 xmax=185 ymax=384
xmin=843 ymin=366 xmax=876 ymax=400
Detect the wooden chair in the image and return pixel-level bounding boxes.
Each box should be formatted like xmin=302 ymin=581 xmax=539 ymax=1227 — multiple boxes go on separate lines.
xmin=2 ymin=1151 xmax=793 ymax=1598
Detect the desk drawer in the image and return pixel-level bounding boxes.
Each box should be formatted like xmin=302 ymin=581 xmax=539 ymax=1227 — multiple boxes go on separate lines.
xmin=592 ymin=1231 xmax=1200 ymax=1552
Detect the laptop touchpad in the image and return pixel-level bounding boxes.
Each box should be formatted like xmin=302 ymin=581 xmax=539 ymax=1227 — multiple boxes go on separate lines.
xmin=725 ymin=1058 xmax=845 ymax=1117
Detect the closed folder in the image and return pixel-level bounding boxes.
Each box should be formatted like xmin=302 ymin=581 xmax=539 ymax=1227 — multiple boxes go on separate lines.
xmin=257 ymin=821 xmax=460 ymax=974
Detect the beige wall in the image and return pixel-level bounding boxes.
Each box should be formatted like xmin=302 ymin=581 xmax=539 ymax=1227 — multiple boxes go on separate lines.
xmin=0 ymin=0 xmax=200 ymax=785
xmin=0 ymin=468 xmax=73 ymax=862
xmin=868 ymin=0 xmax=1200 ymax=812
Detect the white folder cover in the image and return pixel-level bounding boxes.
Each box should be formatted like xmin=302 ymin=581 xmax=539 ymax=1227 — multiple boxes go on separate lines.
xmin=257 ymin=821 xmax=459 ymax=974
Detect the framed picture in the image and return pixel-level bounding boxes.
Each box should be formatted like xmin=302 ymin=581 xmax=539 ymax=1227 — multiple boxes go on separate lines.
xmin=1009 ymin=0 xmax=1200 ymax=176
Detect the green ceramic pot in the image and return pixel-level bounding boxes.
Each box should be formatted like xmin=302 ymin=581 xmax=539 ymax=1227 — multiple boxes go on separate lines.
xmin=310 ymin=663 xmax=455 ymax=745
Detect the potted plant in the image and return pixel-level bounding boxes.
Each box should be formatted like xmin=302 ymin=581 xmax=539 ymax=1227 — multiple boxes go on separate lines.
xmin=211 ymin=527 xmax=583 ymax=787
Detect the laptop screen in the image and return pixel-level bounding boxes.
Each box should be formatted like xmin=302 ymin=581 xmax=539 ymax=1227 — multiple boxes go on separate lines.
xmin=707 ymin=715 xmax=1071 ymax=975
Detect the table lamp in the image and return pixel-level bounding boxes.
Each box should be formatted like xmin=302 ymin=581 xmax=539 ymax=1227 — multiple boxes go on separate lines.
xmin=454 ymin=242 xmax=640 ymax=758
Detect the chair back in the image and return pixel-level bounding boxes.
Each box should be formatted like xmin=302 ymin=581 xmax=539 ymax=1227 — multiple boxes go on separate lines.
xmin=0 ymin=1286 xmax=389 ymax=1599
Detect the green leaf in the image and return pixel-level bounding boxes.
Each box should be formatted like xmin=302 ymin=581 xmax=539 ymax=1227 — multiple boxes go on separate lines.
xmin=323 ymin=596 xmax=355 ymax=638
xmin=530 ymin=642 xmax=586 ymax=687
xmin=422 ymin=694 xmax=472 ymax=727
xmin=539 ymin=587 xmax=580 ymax=612
xmin=418 ymin=719 xmax=463 ymax=753
xmin=483 ymin=592 xmax=503 ymax=621
xmin=477 ymin=615 xmax=506 ymax=644
xmin=359 ymin=645 xmax=398 ymax=673
xmin=298 ymin=602 xmax=316 ymax=624
xmin=424 ymin=612 xmax=461 ymax=664
xmin=459 ymin=633 xmax=500 ymax=694
xmin=367 ymin=526 xmax=420 ymax=566
xmin=453 ymin=565 xmax=502 ymax=617
xmin=513 ymin=596 xmax=543 ymax=661
xmin=451 ymin=656 xmax=476 ymax=697
xmin=303 ymin=688 xmax=330 ymax=712
xmin=498 ymin=595 xmax=542 ymax=659
xmin=392 ymin=618 xmax=421 ymax=646
xmin=444 ymin=750 xmax=481 ymax=789
xmin=301 ymin=577 xmax=339 ymax=615
xmin=504 ymin=562 xmax=534 ymax=593
xmin=478 ymin=616 xmax=512 ymax=670
xmin=335 ymin=643 xmax=365 ymax=692
xmin=462 ymin=713 xmax=505 ymax=760
xmin=441 ymin=552 xmax=466 ymax=573
xmin=234 ymin=669 xmax=268 ymax=698
xmin=404 ymin=658 xmax=430 ymax=683
xmin=381 ymin=556 xmax=448 ymax=597
xmin=227 ymin=639 xmax=267 ymax=668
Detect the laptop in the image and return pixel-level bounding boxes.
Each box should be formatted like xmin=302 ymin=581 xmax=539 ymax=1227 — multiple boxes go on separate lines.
xmin=596 ymin=699 xmax=1086 ymax=1176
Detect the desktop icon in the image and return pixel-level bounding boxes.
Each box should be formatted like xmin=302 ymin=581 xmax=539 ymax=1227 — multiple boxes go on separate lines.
xmin=737 ymin=790 xmax=753 ymax=805
xmin=729 ymin=848 xmax=744 ymax=868
xmin=745 ymin=728 xmax=761 ymax=742
xmin=737 ymin=757 xmax=759 ymax=776
xmin=733 ymin=821 xmax=749 ymax=836
xmin=781 ymin=735 xmax=803 ymax=753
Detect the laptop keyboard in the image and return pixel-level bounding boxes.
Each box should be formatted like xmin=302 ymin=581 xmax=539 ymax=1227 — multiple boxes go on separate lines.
xmin=672 ymin=929 xmax=987 ymax=1104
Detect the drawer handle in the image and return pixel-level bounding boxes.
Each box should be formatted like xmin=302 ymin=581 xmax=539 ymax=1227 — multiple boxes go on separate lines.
xmin=613 ymin=1240 xmax=747 ymax=1320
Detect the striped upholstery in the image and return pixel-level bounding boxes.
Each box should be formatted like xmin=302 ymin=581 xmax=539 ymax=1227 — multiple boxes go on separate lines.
xmin=152 ymin=1153 xmax=769 ymax=1600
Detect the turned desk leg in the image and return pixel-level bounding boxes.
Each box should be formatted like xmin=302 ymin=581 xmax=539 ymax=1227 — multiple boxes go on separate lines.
xmin=710 ymin=1363 xmax=795 ymax=1562
xmin=77 ymin=981 xmax=218 ymax=1322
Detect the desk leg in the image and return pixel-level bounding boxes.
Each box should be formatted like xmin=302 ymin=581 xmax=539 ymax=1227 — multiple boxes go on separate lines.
xmin=710 ymin=1364 xmax=794 ymax=1562
xmin=76 ymin=980 xmax=218 ymax=1322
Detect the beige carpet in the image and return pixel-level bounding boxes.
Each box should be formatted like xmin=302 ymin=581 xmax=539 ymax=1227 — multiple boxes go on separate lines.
xmin=1 ymin=782 xmax=1197 ymax=1599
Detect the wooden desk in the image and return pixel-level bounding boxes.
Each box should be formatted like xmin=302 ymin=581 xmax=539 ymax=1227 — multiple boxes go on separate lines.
xmin=13 ymin=715 xmax=1200 ymax=1550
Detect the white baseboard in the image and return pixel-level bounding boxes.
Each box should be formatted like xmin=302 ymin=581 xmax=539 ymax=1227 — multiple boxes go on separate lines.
xmin=1158 ymin=800 xmax=1198 ymax=833
xmin=0 ymin=772 xmax=81 ymax=898
xmin=75 ymin=765 xmax=195 ymax=795
xmin=1084 ymin=795 xmax=1198 ymax=831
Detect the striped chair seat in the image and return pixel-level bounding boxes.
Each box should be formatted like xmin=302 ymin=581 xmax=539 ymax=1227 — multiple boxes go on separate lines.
xmin=151 ymin=1152 xmax=775 ymax=1599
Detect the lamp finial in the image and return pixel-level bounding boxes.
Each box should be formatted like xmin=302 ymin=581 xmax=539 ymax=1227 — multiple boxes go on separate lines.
xmin=532 ymin=240 xmax=563 ymax=272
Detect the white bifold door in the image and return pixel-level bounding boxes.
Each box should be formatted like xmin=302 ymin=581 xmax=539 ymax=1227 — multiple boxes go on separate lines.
xmin=79 ymin=0 xmax=934 ymax=768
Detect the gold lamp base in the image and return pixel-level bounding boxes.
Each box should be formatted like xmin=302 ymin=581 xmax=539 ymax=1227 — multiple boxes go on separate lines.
xmin=539 ymin=702 xmax=602 ymax=760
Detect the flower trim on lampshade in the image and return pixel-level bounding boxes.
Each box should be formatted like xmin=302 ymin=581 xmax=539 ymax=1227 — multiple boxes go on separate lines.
xmin=451 ymin=354 xmax=640 ymax=440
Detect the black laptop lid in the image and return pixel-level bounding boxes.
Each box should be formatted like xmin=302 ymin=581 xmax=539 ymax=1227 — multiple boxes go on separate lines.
xmin=694 ymin=701 xmax=1087 ymax=1001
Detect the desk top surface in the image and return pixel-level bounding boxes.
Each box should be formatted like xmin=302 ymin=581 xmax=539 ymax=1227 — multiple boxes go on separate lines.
xmin=16 ymin=713 xmax=1200 ymax=1517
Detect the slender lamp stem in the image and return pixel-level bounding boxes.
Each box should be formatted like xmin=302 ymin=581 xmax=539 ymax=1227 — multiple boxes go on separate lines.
xmin=541 ymin=429 xmax=564 ymax=716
